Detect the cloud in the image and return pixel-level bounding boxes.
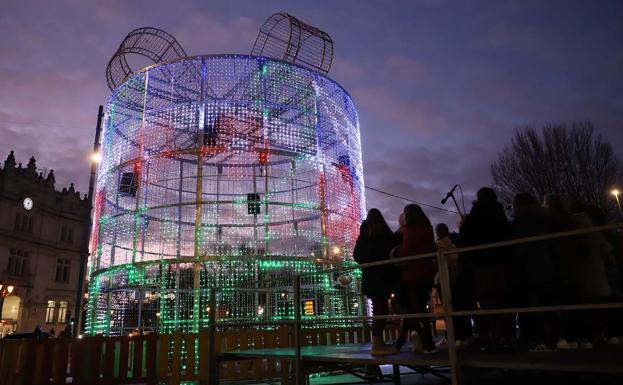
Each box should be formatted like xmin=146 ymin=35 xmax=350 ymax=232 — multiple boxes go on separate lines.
xmin=171 ymin=13 xmax=258 ymax=55
xmin=363 ymin=143 xmax=496 ymax=231
xmin=384 ymin=56 xmax=426 ymax=83
xmin=0 ymin=0 xmax=622 ymax=229
xmin=331 ymin=57 xmax=365 ymax=83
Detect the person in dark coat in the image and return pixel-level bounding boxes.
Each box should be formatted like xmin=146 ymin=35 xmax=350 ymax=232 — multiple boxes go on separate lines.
xmin=544 ymin=194 xmax=584 ymax=349
xmin=511 ymin=193 xmax=557 ymax=350
xmin=585 ymin=204 xmax=623 ymax=345
xmin=353 ymin=208 xmax=399 ymax=355
xmin=393 ymin=204 xmax=437 ymax=353
xmin=459 ymin=187 xmax=513 ymax=351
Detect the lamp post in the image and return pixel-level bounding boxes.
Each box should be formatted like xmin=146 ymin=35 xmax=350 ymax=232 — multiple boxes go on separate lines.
xmin=612 ymin=189 xmax=623 ymax=218
xmin=73 ymin=105 xmax=104 ymax=336
xmin=0 ymin=284 xmax=15 ymax=321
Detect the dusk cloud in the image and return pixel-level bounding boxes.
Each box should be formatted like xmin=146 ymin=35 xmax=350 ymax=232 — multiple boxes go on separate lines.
xmin=1 ymin=0 xmax=621 ymax=229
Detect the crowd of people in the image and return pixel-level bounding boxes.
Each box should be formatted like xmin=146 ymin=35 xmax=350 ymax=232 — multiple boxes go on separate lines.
xmin=353 ymin=187 xmax=623 ymax=356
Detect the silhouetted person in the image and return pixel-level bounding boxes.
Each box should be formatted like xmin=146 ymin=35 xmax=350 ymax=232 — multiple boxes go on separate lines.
xmin=511 ymin=193 xmax=557 ymax=350
xmin=435 ymin=223 xmax=458 ymax=286
xmin=585 ymin=205 xmax=622 ymax=299
xmin=394 ymin=204 xmax=437 ymax=353
xmin=569 ymin=201 xmax=615 ymax=348
xmin=433 ymin=223 xmax=457 ymax=312
xmin=586 ymin=204 xmax=623 ymax=344
xmin=452 ymin=231 xmax=477 ymax=347
xmin=459 ymin=187 xmax=513 ymax=351
xmin=353 ymin=208 xmax=399 ymax=355
xmin=63 ymin=321 xmax=74 ymax=338
xmin=544 ymin=194 xmax=583 ymax=349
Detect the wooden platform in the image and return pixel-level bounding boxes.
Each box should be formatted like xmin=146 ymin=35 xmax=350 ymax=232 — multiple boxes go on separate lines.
xmin=219 ymin=343 xmax=623 ymax=375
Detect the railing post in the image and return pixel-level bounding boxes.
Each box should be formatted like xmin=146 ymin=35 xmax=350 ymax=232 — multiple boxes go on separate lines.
xmin=438 ymin=249 xmax=460 ymax=385
xmin=293 ymin=274 xmax=303 ymax=385
xmin=137 ymin=288 xmax=143 ymax=334
xmin=208 ymin=288 xmax=217 ymax=385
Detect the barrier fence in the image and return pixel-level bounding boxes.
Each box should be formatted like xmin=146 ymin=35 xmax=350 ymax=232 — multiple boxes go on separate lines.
xmin=0 ymin=222 xmax=621 ymax=385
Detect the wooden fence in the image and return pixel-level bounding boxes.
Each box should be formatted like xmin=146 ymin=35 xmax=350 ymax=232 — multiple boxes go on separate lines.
xmin=0 ymin=326 xmax=367 ymax=385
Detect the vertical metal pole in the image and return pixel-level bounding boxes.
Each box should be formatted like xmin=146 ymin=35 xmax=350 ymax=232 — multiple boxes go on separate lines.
xmin=177 ymin=162 xmax=183 ymax=258
xmin=319 ymin=167 xmax=328 ymax=259
xmin=174 ymin=267 xmax=181 ymax=331
xmin=260 ymin=60 xmax=270 ymax=257
xmin=293 ymin=275 xmax=303 ymax=385
xmin=438 ymin=250 xmax=459 ymax=385
xmin=263 ymin=161 xmax=269 ymax=254
xmin=208 ymin=288 xmax=217 ymax=384
xmin=253 ymin=166 xmax=258 ymax=251
xmin=106 ymin=274 xmax=113 ymax=336
xmin=132 ymin=73 xmax=149 ymax=265
xmin=137 ymin=289 xmax=143 ymax=334
xmin=194 ymin=57 xmax=207 ymax=334
xmin=75 ymin=105 xmax=104 ymax=336
xmin=216 ymin=167 xmax=220 ymax=245
xmin=312 ymin=79 xmax=328 ymax=260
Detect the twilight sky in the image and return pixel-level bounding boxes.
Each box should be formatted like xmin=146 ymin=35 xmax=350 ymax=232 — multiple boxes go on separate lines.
xmin=1 ymin=0 xmax=622 ymax=229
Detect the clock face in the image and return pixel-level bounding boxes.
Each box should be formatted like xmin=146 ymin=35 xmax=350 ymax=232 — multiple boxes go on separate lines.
xmin=23 ymin=197 xmax=33 ymax=211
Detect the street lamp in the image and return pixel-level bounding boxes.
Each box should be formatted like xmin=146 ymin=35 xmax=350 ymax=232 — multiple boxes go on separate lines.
xmin=612 ymin=189 xmax=623 ymax=217
xmin=0 ymin=284 xmax=15 ymax=320
xmin=74 ymin=105 xmax=104 ymax=336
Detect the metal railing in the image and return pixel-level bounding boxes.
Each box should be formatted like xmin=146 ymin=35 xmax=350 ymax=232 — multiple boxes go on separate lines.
xmin=206 ymin=221 xmax=623 ymax=385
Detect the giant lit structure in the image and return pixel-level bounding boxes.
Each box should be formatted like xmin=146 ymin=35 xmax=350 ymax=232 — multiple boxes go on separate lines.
xmin=86 ymin=15 xmax=365 ymax=336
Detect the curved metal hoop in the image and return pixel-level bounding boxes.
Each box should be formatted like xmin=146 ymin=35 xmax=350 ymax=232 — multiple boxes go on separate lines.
xmin=252 ymin=12 xmax=333 ymax=75
xmin=106 ymin=27 xmax=188 ymax=90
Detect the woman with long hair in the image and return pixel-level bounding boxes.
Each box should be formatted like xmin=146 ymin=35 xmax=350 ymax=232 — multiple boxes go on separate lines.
xmin=394 ymin=204 xmax=437 ymax=353
xmin=353 ymin=208 xmax=399 ymax=355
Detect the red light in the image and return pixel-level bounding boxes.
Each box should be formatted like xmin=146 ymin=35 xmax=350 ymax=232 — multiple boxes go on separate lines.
xmin=258 ymin=150 xmax=268 ymax=165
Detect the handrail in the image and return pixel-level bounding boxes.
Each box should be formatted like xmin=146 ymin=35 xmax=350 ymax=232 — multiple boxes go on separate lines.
xmin=212 ymin=221 xmax=623 ymax=291
xmin=211 ymin=301 xmax=623 ymax=327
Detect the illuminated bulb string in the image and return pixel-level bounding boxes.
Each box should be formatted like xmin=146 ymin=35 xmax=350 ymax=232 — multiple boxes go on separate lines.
xmin=85 ymin=55 xmax=365 ymax=336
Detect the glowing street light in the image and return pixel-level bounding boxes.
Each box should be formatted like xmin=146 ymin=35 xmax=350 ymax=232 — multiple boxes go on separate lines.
xmin=91 ymin=152 xmax=102 ymax=163
xmin=612 ymin=189 xmax=622 ymax=217
xmin=0 ymin=284 xmax=14 ymax=295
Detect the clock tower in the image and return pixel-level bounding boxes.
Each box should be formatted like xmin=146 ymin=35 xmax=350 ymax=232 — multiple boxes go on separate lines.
xmin=0 ymin=151 xmax=89 ymax=335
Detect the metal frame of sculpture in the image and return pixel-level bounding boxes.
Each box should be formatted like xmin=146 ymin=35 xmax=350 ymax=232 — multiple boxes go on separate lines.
xmin=87 ymin=20 xmax=362 ymax=337
xmin=106 ymin=27 xmax=188 ymax=90
xmin=252 ymin=12 xmax=334 ymax=76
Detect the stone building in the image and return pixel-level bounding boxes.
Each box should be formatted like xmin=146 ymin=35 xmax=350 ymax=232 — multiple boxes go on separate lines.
xmin=0 ymin=151 xmax=89 ymax=335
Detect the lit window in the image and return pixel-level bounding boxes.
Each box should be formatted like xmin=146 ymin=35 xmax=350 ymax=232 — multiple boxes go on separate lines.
xmin=57 ymin=301 xmax=68 ymax=323
xmin=45 ymin=301 xmax=55 ymax=323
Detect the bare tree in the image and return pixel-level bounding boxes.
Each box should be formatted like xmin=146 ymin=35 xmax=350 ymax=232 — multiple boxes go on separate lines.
xmin=491 ymin=122 xmax=622 ymax=212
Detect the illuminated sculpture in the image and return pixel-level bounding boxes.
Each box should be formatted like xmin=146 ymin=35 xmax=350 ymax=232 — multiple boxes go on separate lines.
xmin=86 ymin=13 xmax=364 ymax=336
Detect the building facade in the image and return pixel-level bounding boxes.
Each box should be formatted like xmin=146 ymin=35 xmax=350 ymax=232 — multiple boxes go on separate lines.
xmin=0 ymin=151 xmax=89 ymax=335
